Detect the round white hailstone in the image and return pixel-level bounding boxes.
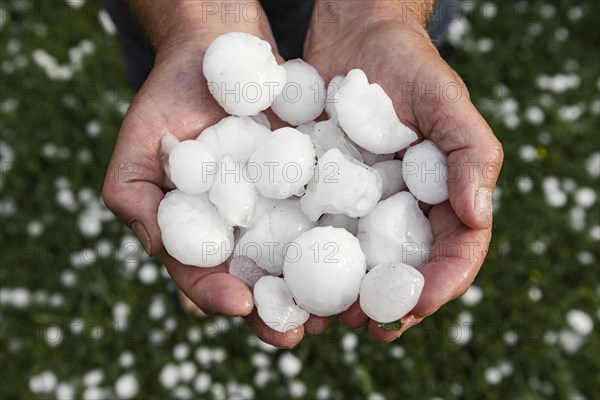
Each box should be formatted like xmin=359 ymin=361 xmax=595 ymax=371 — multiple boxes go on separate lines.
xmin=11 ymin=287 xmax=30 ymax=308
xmin=372 ymin=159 xmax=405 ymax=200
xmin=289 ymin=380 xmax=307 ymax=398
xmin=519 ymin=144 xmax=537 ymax=162
xmin=301 ymin=149 xmax=382 ymax=221
xmin=574 ymin=187 xmax=596 ymax=208
xmin=138 ymin=263 xmax=158 ymax=284
xmin=172 ymin=343 xmax=190 ymax=360
xmin=249 ymin=127 xmax=316 ymax=199
xmin=357 ymin=192 xmax=434 ymax=269
xmin=251 ymin=112 xmax=271 ymax=129
xmin=168 ymin=140 xmax=216 ymax=194
xmin=202 ymin=32 xmax=286 ymax=116
xmin=228 ymin=256 xmax=269 ymax=288
xmin=193 ymin=373 xmax=212 ymax=393
xmin=114 ymin=373 xmax=139 ymax=399
xmin=325 ymin=75 xmax=343 ymax=122
xmin=356 ymin=145 xmax=395 ymax=166
xmin=566 ymin=309 xmax=594 ymax=336
xmin=211 ymin=348 xmax=226 ymax=363
xmin=402 ymin=140 xmax=449 ymax=204
xmin=159 ymin=363 xmax=180 ymax=389
xmin=283 ymin=227 xmax=366 ymax=316
xmin=157 ymin=190 xmax=233 ymax=267
xmin=178 ymin=361 xmax=197 ymax=382
xmin=235 ymin=197 xmax=315 ymax=275
xmin=209 ymin=155 xmax=257 ymax=227
xmin=251 ymin=353 xmax=270 ymax=369
xmin=484 ymin=368 xmax=502 ymax=385
xmin=253 ymin=276 xmax=310 ymax=332
xmin=271 ymin=59 xmax=326 ymax=125
xmin=542 ymin=177 xmax=567 ymax=208
xmin=335 ymin=69 xmax=417 ymax=154
xmin=318 ymin=214 xmax=358 ymax=236
xmin=359 ymin=262 xmax=424 ymax=323
xmin=585 ymin=151 xmax=600 ymax=177
xmin=112 ymin=302 xmax=130 ymax=327
xmin=55 ymin=383 xmax=75 ymax=400
xmin=60 ymin=269 xmax=77 ymax=287
xmin=308 ymin=120 xmax=363 ymax=161
xmin=44 ymin=325 xmax=63 ymax=347
xmin=254 ymin=370 xmax=272 ymax=387
xmin=118 ymin=351 xmax=135 ymax=368
xmin=340 ymin=332 xmax=358 ymax=352
xmin=195 ymin=347 xmax=212 ymax=366
xmin=83 ymin=369 xmax=104 ymax=387
xmin=197 ymin=116 xmax=271 ymax=163
xmin=461 ymin=285 xmax=484 ymax=306
xmin=278 ymin=352 xmax=302 ymax=378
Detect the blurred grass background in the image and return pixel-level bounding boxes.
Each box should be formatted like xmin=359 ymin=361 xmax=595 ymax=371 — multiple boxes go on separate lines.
xmin=1 ymin=0 xmax=599 ymax=399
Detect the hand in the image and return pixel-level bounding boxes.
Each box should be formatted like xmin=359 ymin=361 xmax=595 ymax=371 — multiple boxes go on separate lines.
xmin=304 ymin=1 xmax=504 ymax=341
xmin=101 ymin=6 xmax=329 ymax=348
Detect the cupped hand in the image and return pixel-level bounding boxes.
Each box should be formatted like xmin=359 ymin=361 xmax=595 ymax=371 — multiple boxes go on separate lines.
xmin=101 ymin=31 xmax=323 ymax=348
xmin=305 ymin=10 xmax=504 ymax=340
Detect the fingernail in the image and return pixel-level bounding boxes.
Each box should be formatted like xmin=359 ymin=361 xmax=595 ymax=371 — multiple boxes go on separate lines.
xmin=475 ymin=188 xmax=493 ymax=225
xmin=131 ymin=221 xmax=152 ymax=256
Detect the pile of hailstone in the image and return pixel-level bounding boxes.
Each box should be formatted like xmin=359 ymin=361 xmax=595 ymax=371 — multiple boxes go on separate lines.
xmin=158 ymin=32 xmax=449 ymax=332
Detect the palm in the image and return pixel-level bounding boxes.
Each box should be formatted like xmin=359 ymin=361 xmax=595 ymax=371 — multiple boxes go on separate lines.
xmin=306 ymin=22 xmax=501 ymax=340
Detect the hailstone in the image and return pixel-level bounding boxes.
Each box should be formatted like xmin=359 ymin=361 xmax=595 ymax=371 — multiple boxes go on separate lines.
xmin=228 ymin=256 xmax=269 ymax=288
xmin=306 ymin=120 xmax=363 ymax=161
xmin=324 ymin=75 xmax=343 ymax=123
xmin=283 ymin=227 xmax=366 ymax=316
xmin=203 ymin=32 xmax=286 ymax=116
xmin=160 ymin=133 xmax=179 ymax=189
xmin=157 ymin=190 xmax=233 ymax=267
xmin=196 ymin=116 xmax=271 ymax=163
xmin=169 ymin=140 xmax=217 ymax=194
xmin=208 ymin=155 xmax=257 ymax=227
xmin=372 ymin=159 xmax=405 ymax=199
xmin=402 ymin=140 xmax=449 ymax=204
xmin=357 ymin=192 xmax=433 ymax=269
xmin=318 ymin=214 xmax=358 ymax=236
xmin=235 ymin=197 xmax=315 ymax=275
xmin=254 ymin=276 xmax=310 ymax=333
xmin=335 ymin=69 xmax=417 ymax=153
xmin=248 ymin=127 xmax=316 ymax=199
xmin=300 ymin=149 xmax=382 ymax=221
xmin=271 ymin=59 xmax=326 ymax=125
xmin=359 ymin=262 xmax=425 ymax=323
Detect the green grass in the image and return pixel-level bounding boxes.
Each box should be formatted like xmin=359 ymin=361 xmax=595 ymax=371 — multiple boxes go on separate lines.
xmin=1 ymin=0 xmax=599 ymax=399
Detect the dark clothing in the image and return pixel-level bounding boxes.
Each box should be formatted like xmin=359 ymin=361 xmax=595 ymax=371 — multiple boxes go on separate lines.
xmin=101 ymin=0 xmax=457 ymax=92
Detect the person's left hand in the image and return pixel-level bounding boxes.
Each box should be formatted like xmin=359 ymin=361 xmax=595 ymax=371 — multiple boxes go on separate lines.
xmin=304 ymin=2 xmax=504 ymax=341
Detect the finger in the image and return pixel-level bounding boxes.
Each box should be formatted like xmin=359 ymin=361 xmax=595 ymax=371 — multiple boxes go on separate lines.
xmin=177 ymin=290 xmax=208 ymax=318
xmin=368 ymin=313 xmax=423 ymax=342
xmin=339 ymin=300 xmax=369 ymax=329
xmin=411 ymin=201 xmax=491 ymax=318
xmin=304 ymin=315 xmax=330 ymax=335
xmin=245 ymin=310 xmax=304 ymax=348
xmin=411 ymin=62 xmax=504 ymax=230
xmin=164 ymin=253 xmax=254 ymax=316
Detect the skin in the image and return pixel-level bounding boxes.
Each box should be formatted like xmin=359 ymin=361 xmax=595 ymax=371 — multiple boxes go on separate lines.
xmin=102 ymin=0 xmax=503 ymax=347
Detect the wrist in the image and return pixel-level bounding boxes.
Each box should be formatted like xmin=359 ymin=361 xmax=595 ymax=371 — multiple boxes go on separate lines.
xmin=309 ymin=0 xmax=432 ymax=38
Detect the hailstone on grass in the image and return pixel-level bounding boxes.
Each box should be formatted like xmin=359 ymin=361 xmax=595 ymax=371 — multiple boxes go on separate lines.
xmin=249 ymin=127 xmax=316 ymax=199
xmin=283 ymin=227 xmax=366 ymax=316
xmin=253 ymin=276 xmax=309 ymax=332
xmin=208 ymin=155 xmax=257 ymax=227
xmin=372 ymin=159 xmax=405 ymax=199
xmin=203 ymin=32 xmax=286 ymax=116
xmin=335 ymin=69 xmax=417 ymax=153
xmin=357 ymin=192 xmax=433 ymax=269
xmin=169 ymin=140 xmax=217 ymax=194
xmin=300 ymin=149 xmax=382 ymax=221
xmin=157 ymin=190 xmax=233 ymax=267
xmin=359 ymin=262 xmax=425 ymax=323
xmin=235 ymin=197 xmax=315 ymax=275
xmin=402 ymin=140 xmax=449 ymax=204
xmin=271 ymin=59 xmax=326 ymax=125
xmin=196 ymin=116 xmax=271 ymax=163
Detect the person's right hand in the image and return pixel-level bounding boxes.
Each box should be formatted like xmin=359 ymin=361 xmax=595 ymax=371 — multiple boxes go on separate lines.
xmin=101 ymin=17 xmax=329 ymax=348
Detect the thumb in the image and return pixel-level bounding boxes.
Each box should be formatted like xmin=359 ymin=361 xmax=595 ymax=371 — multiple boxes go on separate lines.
xmin=102 ymin=147 xmax=165 ymax=257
